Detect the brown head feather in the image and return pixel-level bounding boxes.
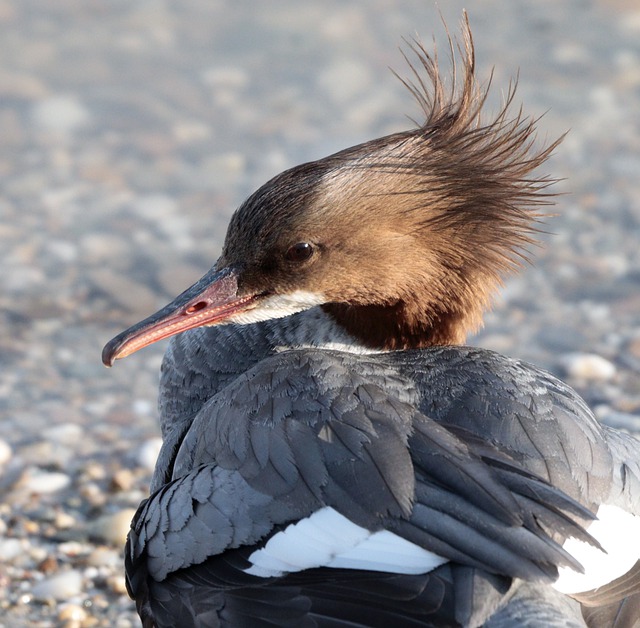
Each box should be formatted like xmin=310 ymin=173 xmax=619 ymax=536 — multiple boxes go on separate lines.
xmin=218 ymin=14 xmax=562 ymax=350
xmin=102 ymin=15 xmax=564 ymax=367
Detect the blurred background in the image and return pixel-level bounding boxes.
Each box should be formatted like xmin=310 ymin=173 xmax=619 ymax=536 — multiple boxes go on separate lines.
xmin=0 ymin=0 xmax=639 ymax=625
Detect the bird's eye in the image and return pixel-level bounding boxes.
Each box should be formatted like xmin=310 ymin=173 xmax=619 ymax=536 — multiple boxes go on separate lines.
xmin=284 ymin=242 xmax=314 ymax=263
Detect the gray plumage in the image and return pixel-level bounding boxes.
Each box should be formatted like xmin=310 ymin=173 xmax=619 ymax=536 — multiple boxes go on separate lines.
xmin=123 ymin=316 xmax=640 ymax=627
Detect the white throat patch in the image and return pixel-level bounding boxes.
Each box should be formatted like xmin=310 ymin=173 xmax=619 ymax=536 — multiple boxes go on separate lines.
xmin=228 ymin=291 xmax=327 ymax=325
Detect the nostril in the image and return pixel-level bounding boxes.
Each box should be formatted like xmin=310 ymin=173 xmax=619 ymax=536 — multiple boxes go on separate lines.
xmin=185 ymin=301 xmax=207 ymax=314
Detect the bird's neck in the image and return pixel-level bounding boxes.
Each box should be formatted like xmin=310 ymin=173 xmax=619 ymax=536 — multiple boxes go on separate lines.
xmin=321 ymin=300 xmax=473 ymax=351
xmin=263 ymin=306 xmax=382 ymax=355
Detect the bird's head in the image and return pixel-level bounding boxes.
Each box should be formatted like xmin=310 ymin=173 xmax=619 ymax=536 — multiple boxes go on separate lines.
xmin=103 ymin=15 xmax=559 ymax=366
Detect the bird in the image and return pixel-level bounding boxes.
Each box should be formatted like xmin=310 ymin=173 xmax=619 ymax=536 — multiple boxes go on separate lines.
xmin=103 ymin=14 xmax=640 ymax=628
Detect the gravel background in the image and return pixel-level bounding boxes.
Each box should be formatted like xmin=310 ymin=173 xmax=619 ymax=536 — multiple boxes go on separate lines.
xmin=1 ymin=1 xmax=639 ymax=626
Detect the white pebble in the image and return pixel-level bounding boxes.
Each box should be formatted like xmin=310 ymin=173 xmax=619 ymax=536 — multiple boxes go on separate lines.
xmin=0 ymin=439 xmax=11 ymax=465
xmin=19 ymin=469 xmax=71 ymax=494
xmin=59 ymin=541 xmax=91 ymax=557
xmin=561 ymin=353 xmax=617 ymax=381
xmin=132 ymin=194 xmax=177 ymax=220
xmin=136 ymin=437 xmax=162 ymax=471
xmin=32 ymin=95 xmax=91 ymax=133
xmin=57 ymin=603 xmax=88 ymax=623
xmin=29 ymin=546 xmax=48 ymax=563
xmin=86 ymin=547 xmax=121 ymax=568
xmin=87 ymin=509 xmax=136 ymax=546
xmin=42 ymin=422 xmax=84 ymax=445
xmin=0 ymin=538 xmax=25 ymax=561
xmin=317 ymin=59 xmax=372 ymax=104
xmin=132 ymin=398 xmax=153 ymax=416
xmin=32 ymin=570 xmax=83 ymax=601
xmin=107 ymin=573 xmax=129 ymax=595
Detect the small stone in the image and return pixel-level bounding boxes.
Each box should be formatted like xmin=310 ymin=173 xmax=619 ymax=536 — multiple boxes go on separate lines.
xmin=32 ymin=569 xmax=83 ymax=601
xmin=59 ymin=541 xmax=90 ymax=557
xmin=172 ymin=119 xmax=212 ymax=144
xmin=80 ymin=232 xmax=130 ymax=264
xmin=29 ymin=545 xmax=49 ymax=563
xmin=131 ymin=193 xmax=177 ymax=220
xmin=38 ymin=555 xmax=59 ymax=574
xmin=317 ymin=59 xmax=372 ymax=104
xmin=0 ymin=439 xmax=12 ymax=465
xmin=110 ymin=468 xmax=135 ymax=492
xmin=560 ymin=353 xmax=617 ymax=381
xmin=31 ymin=95 xmax=91 ymax=133
xmin=23 ymin=520 xmax=40 ymax=535
xmin=0 ymin=71 xmax=48 ymax=100
xmin=106 ymin=573 xmax=128 ymax=595
xmin=57 ymin=603 xmax=88 ymax=623
xmin=80 ymin=481 xmax=107 ymax=508
xmin=136 ymin=438 xmax=162 ymax=471
xmin=132 ymin=398 xmax=153 ymax=416
xmin=87 ymin=509 xmax=136 ymax=546
xmin=627 ymin=337 xmax=640 ymax=359
xmin=86 ymin=547 xmax=121 ymax=569
xmin=0 ymin=538 xmax=24 ymax=561
xmin=18 ymin=441 xmax=73 ymax=468
xmin=18 ymin=468 xmax=71 ymax=494
xmin=55 ymin=510 xmax=77 ymax=529
xmin=201 ymin=66 xmax=249 ymax=90
xmin=83 ymin=566 xmax=99 ymax=580
xmin=42 ymin=422 xmax=84 ymax=445
xmin=89 ymin=267 xmax=158 ymax=314
xmin=82 ymin=462 xmax=107 ymax=481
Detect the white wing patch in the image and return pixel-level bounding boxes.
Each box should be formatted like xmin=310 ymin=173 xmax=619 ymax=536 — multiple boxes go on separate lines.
xmin=244 ymin=507 xmax=448 ymax=578
xmin=554 ymin=504 xmax=640 ymax=593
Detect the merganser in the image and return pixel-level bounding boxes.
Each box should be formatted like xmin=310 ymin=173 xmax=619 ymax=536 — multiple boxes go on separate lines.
xmin=103 ymin=15 xmax=640 ymax=628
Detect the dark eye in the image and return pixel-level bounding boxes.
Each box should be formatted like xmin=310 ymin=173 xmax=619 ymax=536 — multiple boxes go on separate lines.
xmin=284 ymin=242 xmax=314 ymax=263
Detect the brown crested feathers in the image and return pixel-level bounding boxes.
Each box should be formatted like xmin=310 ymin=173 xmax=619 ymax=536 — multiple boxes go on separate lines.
xmin=319 ymin=13 xmax=563 ymax=349
xmin=222 ymin=14 xmax=563 ymax=351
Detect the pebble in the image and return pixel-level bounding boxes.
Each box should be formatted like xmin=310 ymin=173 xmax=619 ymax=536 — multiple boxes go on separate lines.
xmin=38 ymin=555 xmax=59 ymax=574
xmin=111 ymin=468 xmax=135 ymax=492
xmin=42 ymin=422 xmax=84 ymax=445
xmin=87 ymin=509 xmax=137 ymax=546
xmin=0 ymin=438 xmax=11 ymax=465
xmin=89 ymin=268 xmax=159 ymax=313
xmin=132 ymin=398 xmax=153 ymax=416
xmin=87 ymin=547 xmax=122 ymax=568
xmin=317 ymin=59 xmax=372 ymax=104
xmin=136 ymin=437 xmax=163 ymax=471
xmin=55 ymin=510 xmax=77 ymax=529
xmin=0 ymin=538 xmax=25 ymax=561
xmin=31 ymin=95 xmax=91 ymax=133
xmin=17 ymin=468 xmax=72 ymax=494
xmin=57 ymin=603 xmax=88 ymax=624
xmin=107 ymin=573 xmax=129 ymax=595
xmin=560 ymin=353 xmax=618 ymax=381
xmin=59 ymin=540 xmax=92 ymax=557
xmin=32 ymin=569 xmax=83 ymax=601
xmin=17 ymin=440 xmax=74 ymax=468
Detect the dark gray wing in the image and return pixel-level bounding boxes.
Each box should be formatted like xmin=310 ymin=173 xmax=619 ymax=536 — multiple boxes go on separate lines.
xmin=403 ymin=345 xmax=640 ymax=627
xmin=401 ymin=346 xmax=614 ymax=508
